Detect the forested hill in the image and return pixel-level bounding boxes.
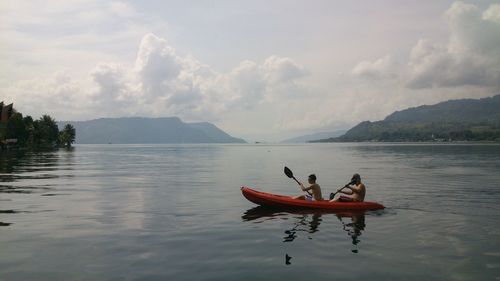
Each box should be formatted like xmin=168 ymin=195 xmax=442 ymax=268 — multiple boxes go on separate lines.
xmin=312 ymin=95 xmax=500 ymax=142
xmin=58 ymin=117 xmax=246 ymax=144
xmin=384 ymin=95 xmax=500 ymax=123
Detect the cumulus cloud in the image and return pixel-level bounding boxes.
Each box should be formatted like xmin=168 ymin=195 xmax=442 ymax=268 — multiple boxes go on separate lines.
xmin=262 ymin=56 xmax=308 ymax=83
xmin=6 ymin=72 xmax=90 ymax=120
xmin=483 ymin=4 xmax=500 ymax=23
xmin=134 ymin=34 xmax=184 ymax=100
xmin=350 ymin=2 xmax=500 ymax=91
xmin=10 ymin=33 xmax=309 ymax=123
xmin=406 ymin=2 xmax=500 ymax=89
xmin=351 ymin=55 xmax=397 ymax=79
xmin=7 ymin=1 xmax=498 ymax=140
xmin=90 ymin=62 xmax=139 ymax=113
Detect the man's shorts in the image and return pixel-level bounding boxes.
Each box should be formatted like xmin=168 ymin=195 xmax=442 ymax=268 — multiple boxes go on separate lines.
xmin=338 ymin=195 xmax=354 ymax=202
xmin=305 ymin=194 xmax=314 ymax=201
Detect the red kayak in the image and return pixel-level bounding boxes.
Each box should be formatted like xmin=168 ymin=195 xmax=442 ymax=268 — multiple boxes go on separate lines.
xmin=241 ymin=186 xmax=385 ymax=211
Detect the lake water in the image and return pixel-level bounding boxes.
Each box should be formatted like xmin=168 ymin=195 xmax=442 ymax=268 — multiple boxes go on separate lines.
xmin=1 ymin=143 xmax=499 ymax=281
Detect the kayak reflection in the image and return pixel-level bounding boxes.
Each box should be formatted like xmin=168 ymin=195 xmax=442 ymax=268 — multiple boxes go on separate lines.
xmin=242 ymin=206 xmax=367 ymax=249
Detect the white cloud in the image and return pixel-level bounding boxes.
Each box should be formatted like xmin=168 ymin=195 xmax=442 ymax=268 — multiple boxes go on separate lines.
xmin=349 ymin=2 xmax=500 ymax=91
xmin=90 ymin=62 xmax=138 ymax=112
xmin=110 ymin=1 xmax=138 ymax=18
xmin=6 ymin=72 xmax=90 ymax=120
xmin=6 ymin=32 xmax=308 ymax=126
xmin=406 ymin=2 xmax=500 ymax=89
xmin=3 ymin=1 xmax=500 ymax=141
xmin=351 ymin=55 xmax=397 ymax=79
xmin=262 ymin=56 xmax=308 ymax=84
xmin=483 ymin=4 xmax=500 ymax=22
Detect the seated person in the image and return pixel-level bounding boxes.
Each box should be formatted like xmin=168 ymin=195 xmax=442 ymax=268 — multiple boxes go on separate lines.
xmin=330 ymin=173 xmax=365 ymax=202
xmin=293 ymin=174 xmax=323 ymax=201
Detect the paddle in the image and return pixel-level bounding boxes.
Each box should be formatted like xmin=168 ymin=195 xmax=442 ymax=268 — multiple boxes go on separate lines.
xmin=329 ymin=184 xmax=349 ymax=200
xmin=284 ymin=166 xmax=312 ymax=196
xmin=329 ymin=179 xmax=356 ymax=200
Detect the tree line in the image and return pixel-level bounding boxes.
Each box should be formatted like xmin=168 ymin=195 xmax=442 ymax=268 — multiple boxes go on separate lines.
xmin=0 ymin=110 xmax=75 ymax=150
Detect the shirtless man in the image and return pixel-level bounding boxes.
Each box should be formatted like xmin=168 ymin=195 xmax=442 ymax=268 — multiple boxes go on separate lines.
xmin=293 ymin=174 xmax=323 ymax=201
xmin=330 ymin=173 xmax=365 ymax=202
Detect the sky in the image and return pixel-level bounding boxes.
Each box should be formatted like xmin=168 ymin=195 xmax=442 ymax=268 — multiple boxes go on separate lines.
xmin=1 ymin=1 xmax=500 ymax=142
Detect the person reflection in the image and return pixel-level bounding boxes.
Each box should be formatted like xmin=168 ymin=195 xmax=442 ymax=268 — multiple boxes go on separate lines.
xmin=337 ymin=212 xmax=366 ymax=253
xmin=283 ymin=213 xmax=323 ymax=242
xmin=308 ymin=213 xmax=322 ymax=234
xmin=242 ymin=207 xmax=368 ymax=252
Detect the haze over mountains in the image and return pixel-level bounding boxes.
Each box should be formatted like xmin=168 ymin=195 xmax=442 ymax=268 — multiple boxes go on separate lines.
xmin=313 ymin=95 xmax=500 ymax=142
xmin=58 ymin=117 xmax=246 ymax=144
xmin=280 ymin=130 xmax=346 ymax=143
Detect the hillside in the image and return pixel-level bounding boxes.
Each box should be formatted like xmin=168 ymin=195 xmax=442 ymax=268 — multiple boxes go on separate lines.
xmin=313 ymin=95 xmax=500 ymax=142
xmin=58 ymin=117 xmax=246 ymax=144
xmin=280 ymin=130 xmax=346 ymax=143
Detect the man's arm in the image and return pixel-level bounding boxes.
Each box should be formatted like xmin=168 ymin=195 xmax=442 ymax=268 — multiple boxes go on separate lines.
xmin=350 ymin=185 xmax=362 ymax=194
xmin=300 ymin=183 xmax=313 ymax=191
xmin=299 ymin=183 xmax=313 ymax=195
xmin=338 ymin=185 xmax=354 ymax=195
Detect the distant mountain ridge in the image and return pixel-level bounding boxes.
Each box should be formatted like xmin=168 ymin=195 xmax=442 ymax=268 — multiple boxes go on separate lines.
xmin=312 ymin=95 xmax=500 ymax=142
xmin=58 ymin=117 xmax=246 ymax=144
xmin=384 ymin=95 xmax=500 ymax=123
xmin=280 ymin=130 xmax=347 ymax=143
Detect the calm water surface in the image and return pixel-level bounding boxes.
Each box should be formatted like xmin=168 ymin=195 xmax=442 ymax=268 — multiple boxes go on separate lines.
xmin=1 ymin=144 xmax=499 ymax=280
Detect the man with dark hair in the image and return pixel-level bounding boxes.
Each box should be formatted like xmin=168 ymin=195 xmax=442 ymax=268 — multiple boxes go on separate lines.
xmin=293 ymin=174 xmax=323 ymax=201
xmin=330 ymin=173 xmax=366 ymax=202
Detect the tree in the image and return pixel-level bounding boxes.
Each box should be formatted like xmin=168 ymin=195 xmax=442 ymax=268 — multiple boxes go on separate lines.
xmin=59 ymin=124 xmax=76 ymax=148
xmin=23 ymin=116 xmax=34 ymax=146
xmin=33 ymin=115 xmax=59 ymax=148
xmin=6 ymin=112 xmax=28 ymax=145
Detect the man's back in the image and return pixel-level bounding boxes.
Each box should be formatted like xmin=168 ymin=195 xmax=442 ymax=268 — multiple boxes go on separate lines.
xmin=311 ymin=183 xmax=323 ymax=201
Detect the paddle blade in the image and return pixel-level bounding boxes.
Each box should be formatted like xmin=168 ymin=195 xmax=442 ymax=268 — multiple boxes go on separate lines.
xmin=284 ymin=166 xmax=294 ymax=178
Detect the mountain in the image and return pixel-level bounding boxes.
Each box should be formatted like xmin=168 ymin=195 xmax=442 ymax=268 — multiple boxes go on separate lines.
xmin=312 ymin=95 xmax=500 ymax=142
xmin=384 ymin=95 xmax=500 ymax=123
xmin=58 ymin=117 xmax=246 ymax=144
xmin=280 ymin=130 xmax=347 ymax=143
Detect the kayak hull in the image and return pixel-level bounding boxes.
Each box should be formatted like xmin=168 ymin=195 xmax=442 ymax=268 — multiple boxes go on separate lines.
xmin=241 ymin=186 xmax=385 ymax=211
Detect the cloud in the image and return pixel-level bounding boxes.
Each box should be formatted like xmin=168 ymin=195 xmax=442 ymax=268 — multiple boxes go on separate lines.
xmin=5 ymin=1 xmax=498 ymax=140
xmin=7 ymin=32 xmax=308 ymax=124
xmin=351 ymin=55 xmax=397 ymax=79
xmin=483 ymin=4 xmax=500 ymax=23
xmin=90 ymin=62 xmax=139 ymax=113
xmin=110 ymin=1 xmax=138 ymax=18
xmin=6 ymin=72 xmax=90 ymax=120
xmin=406 ymin=2 xmax=500 ymax=89
xmin=134 ymin=34 xmax=184 ymax=101
xmin=350 ymin=2 xmax=500 ymax=91
xmin=262 ymin=56 xmax=308 ymax=83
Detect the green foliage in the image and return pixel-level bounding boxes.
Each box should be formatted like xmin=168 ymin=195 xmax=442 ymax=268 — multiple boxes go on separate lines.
xmin=32 ymin=115 xmax=60 ymax=148
xmin=59 ymin=124 xmax=76 ymax=148
xmin=6 ymin=113 xmax=28 ymax=145
xmin=1 ymin=109 xmax=73 ymax=150
xmin=328 ymin=121 xmax=500 ymax=142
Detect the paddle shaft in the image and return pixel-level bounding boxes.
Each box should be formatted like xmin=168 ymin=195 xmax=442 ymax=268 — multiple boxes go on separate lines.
xmin=332 ymin=185 xmax=348 ymax=197
xmin=330 ymin=183 xmax=354 ymax=199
